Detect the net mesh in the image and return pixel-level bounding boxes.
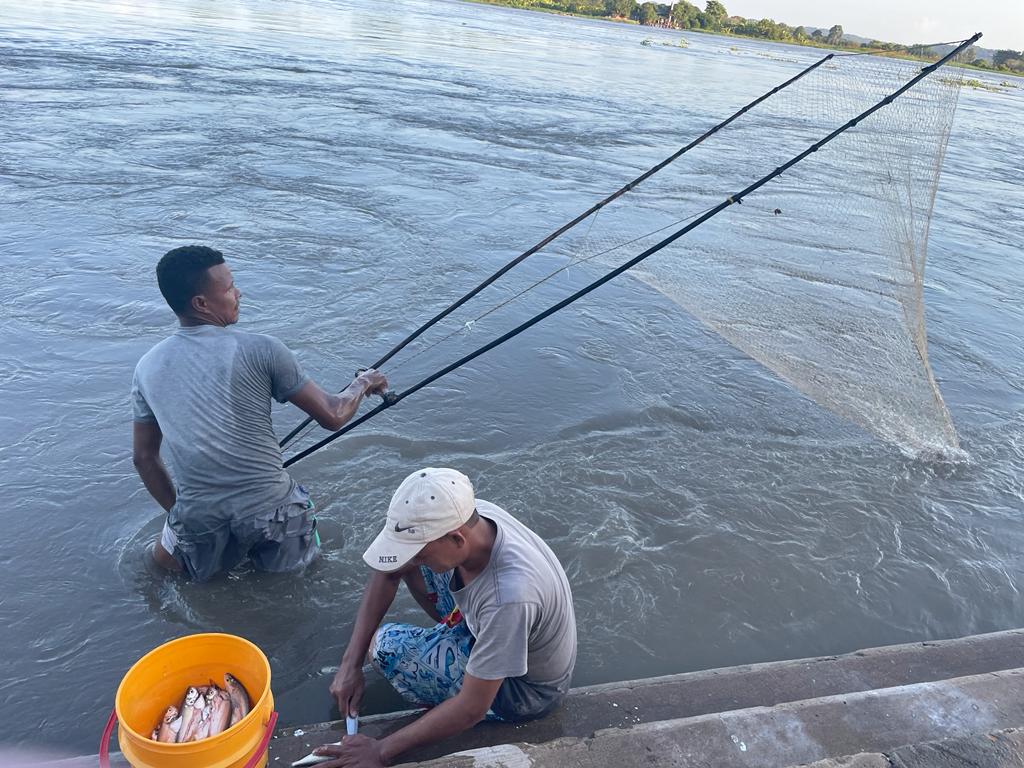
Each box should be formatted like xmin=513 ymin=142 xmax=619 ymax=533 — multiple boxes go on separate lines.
xmin=385 ymin=50 xmax=968 ymax=457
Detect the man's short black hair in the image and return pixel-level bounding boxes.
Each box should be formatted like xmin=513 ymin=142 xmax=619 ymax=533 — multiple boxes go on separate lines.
xmin=156 ymin=245 xmax=225 ymax=315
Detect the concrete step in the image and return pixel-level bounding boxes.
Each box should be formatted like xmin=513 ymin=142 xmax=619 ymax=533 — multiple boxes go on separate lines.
xmin=794 ymin=727 xmax=1024 ymax=768
xmin=270 ymin=628 xmax=1024 ymax=764
xmin=402 ymin=669 xmax=1024 ymax=767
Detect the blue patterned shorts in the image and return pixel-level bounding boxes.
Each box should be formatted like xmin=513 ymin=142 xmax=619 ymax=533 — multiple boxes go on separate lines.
xmin=370 ymin=568 xmax=502 ymax=719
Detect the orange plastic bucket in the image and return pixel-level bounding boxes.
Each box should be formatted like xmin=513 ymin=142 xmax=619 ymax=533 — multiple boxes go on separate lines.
xmin=99 ymin=633 xmax=278 ymax=768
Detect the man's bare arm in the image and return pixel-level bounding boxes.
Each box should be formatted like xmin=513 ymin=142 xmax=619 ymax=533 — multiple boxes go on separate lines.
xmin=315 ymin=674 xmax=503 ymax=767
xmin=132 ymin=420 xmax=175 ymax=512
xmin=330 ymin=567 xmax=411 ymax=718
xmin=402 ymin=567 xmax=443 ymax=623
xmin=288 ymin=370 xmax=387 ymax=432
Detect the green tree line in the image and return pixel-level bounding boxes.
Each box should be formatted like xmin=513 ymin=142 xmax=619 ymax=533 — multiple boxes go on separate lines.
xmin=472 ymin=0 xmax=1024 ymax=74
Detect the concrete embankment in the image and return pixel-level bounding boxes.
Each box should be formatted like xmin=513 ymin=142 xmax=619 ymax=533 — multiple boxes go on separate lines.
xmin=272 ymin=628 xmax=1024 ymax=767
xmin=60 ymin=628 xmax=1024 ymax=767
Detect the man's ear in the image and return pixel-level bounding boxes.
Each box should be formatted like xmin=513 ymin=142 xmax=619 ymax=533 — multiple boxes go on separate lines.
xmin=448 ymin=530 xmax=467 ymax=548
xmin=191 ymin=293 xmax=208 ymax=314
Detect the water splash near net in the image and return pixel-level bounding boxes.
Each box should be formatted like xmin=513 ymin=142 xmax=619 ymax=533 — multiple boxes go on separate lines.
xmin=548 ymin=52 xmax=966 ymax=455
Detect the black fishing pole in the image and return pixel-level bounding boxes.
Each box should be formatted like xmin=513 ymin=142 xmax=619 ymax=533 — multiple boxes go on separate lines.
xmin=278 ymin=52 xmax=836 ymax=450
xmin=282 ymin=33 xmax=980 ymax=468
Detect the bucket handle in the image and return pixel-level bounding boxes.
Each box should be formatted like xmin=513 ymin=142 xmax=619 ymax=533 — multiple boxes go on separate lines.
xmin=100 ymin=707 xmax=279 ymax=768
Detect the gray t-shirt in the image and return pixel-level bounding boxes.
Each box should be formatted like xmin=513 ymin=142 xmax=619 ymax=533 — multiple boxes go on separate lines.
xmin=131 ymin=324 xmax=309 ymax=527
xmin=451 ymin=500 xmax=577 ymax=721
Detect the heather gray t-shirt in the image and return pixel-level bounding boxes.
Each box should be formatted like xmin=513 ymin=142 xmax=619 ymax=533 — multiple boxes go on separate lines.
xmin=131 ymin=324 xmax=309 ymax=527
xmin=451 ymin=501 xmax=577 ymax=721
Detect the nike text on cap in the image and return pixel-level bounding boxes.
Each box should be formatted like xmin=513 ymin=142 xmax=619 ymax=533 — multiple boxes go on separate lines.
xmin=362 ymin=467 xmax=476 ymax=572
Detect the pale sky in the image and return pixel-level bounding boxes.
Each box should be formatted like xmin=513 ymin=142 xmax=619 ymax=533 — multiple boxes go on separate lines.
xmin=721 ymin=0 xmax=1023 ymax=52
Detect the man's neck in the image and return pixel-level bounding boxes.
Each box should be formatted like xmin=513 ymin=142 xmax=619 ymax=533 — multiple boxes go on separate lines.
xmin=455 ymin=517 xmax=497 ymax=586
xmin=178 ymin=315 xmax=222 ymax=328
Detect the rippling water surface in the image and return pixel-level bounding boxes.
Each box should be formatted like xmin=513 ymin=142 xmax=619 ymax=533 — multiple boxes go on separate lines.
xmin=1 ymin=0 xmax=1022 ymax=753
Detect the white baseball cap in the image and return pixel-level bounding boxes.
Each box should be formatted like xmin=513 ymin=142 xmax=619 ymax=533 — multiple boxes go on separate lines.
xmin=363 ymin=467 xmax=476 ymax=572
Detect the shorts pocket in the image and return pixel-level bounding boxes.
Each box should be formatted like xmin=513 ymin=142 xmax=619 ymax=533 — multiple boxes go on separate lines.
xmin=174 ymin=519 xmax=243 ymax=582
xmin=247 ymin=501 xmax=319 ymax=573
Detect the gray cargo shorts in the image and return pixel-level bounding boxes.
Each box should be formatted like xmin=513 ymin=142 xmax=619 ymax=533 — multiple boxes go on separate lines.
xmin=161 ymin=487 xmax=321 ymax=582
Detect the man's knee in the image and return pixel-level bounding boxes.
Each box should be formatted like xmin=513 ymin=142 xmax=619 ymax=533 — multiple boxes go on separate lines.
xmin=366 ymin=628 xmax=382 ymax=666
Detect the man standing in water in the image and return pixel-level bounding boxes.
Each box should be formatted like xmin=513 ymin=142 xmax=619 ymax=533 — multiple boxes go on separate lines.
xmin=315 ymin=467 xmax=576 ymax=768
xmin=131 ymin=244 xmax=387 ymax=581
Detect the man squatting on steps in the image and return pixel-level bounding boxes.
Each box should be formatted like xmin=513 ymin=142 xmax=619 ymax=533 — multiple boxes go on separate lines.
xmin=317 ymin=467 xmax=577 ymax=768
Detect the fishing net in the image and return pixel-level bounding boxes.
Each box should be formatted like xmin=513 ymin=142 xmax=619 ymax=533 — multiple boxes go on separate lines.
xmin=288 ymin=47 xmax=970 ymax=462
xmin=562 ymin=51 xmax=966 ymax=455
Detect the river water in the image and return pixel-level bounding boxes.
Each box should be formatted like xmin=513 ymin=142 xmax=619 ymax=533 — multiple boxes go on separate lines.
xmin=1 ymin=0 xmax=1022 ymax=755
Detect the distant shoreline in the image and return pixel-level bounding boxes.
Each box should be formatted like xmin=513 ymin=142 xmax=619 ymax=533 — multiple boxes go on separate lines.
xmin=461 ymin=0 xmax=1024 ymax=78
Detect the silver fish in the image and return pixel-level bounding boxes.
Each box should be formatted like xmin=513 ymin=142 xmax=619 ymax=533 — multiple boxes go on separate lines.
xmin=193 ymin=708 xmax=212 ymax=741
xmin=156 ymin=706 xmax=179 ymax=743
xmin=177 ymin=688 xmax=205 ymax=743
xmin=194 ymin=688 xmax=220 ymax=742
xmin=208 ymin=690 xmax=232 ymax=736
xmin=198 ymin=689 xmax=220 ymax=741
xmin=173 ymin=687 xmax=199 ymax=743
xmin=291 ymin=719 xmax=356 ymax=767
xmin=224 ymin=673 xmax=250 ymax=725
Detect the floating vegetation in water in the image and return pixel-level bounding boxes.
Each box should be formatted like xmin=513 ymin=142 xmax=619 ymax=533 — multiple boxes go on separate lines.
xmin=944 ymin=76 xmax=1009 ymax=92
xmin=642 ymin=37 xmax=689 ymax=49
xmin=757 ymin=51 xmax=799 ymax=63
xmin=999 ymin=80 xmax=1019 ymax=89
